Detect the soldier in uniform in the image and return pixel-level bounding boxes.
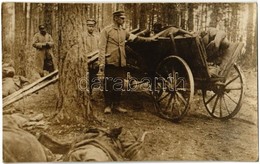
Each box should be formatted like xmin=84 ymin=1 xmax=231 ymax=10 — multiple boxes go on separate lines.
xmin=32 ymin=25 xmax=55 ymax=77
xmin=98 ymin=10 xmax=155 ymax=114
xmin=84 ymin=19 xmax=100 ymax=93
xmin=84 ymin=19 xmax=99 ymax=54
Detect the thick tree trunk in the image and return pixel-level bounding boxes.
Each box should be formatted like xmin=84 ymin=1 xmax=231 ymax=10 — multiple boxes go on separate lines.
xmin=56 ymin=4 xmax=93 ymax=123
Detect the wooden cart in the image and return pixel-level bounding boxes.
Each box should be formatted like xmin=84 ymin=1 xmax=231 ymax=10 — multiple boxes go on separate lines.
xmin=125 ymin=27 xmax=245 ymax=122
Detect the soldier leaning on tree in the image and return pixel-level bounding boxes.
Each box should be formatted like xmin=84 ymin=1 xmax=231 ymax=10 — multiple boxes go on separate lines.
xmin=32 ymin=25 xmax=55 ymax=77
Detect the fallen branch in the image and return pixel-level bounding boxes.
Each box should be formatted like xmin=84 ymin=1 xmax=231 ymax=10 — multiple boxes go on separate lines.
xmin=3 ymin=76 xmax=59 ymax=108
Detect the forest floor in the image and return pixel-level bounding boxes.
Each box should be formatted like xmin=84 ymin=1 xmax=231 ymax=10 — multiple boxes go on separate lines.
xmin=8 ymin=67 xmax=258 ymax=162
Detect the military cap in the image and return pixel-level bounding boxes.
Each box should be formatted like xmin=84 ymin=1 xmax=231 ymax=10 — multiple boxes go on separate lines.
xmin=113 ymin=10 xmax=126 ymax=18
xmin=86 ymin=19 xmax=96 ymax=25
xmin=38 ymin=25 xmax=45 ymax=29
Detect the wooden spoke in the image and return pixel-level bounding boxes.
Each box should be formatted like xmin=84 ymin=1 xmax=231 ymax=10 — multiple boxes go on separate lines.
xmin=155 ymin=72 xmax=172 ymax=87
xmin=175 ymin=77 xmax=186 ymax=89
xmin=223 ymin=96 xmax=231 ymax=115
xmin=158 ymin=92 xmax=171 ymax=102
xmin=225 ymin=75 xmax=239 ymax=87
xmin=219 ymin=96 xmax=223 ymax=118
xmin=176 ymin=92 xmax=187 ymax=105
xmin=224 ymin=92 xmax=238 ymax=105
xmin=154 ymin=86 xmax=163 ymax=98
xmin=211 ymin=95 xmax=219 ymax=114
xmin=205 ymin=92 xmax=217 ymax=105
xmin=165 ymin=94 xmax=174 ymax=110
xmin=225 ymin=87 xmax=242 ymax=90
xmin=170 ymin=95 xmax=176 ymax=116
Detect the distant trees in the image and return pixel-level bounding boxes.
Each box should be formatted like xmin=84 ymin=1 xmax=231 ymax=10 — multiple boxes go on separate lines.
xmin=3 ymin=3 xmax=257 ymax=75
xmin=1 ymin=2 xmax=257 ymax=121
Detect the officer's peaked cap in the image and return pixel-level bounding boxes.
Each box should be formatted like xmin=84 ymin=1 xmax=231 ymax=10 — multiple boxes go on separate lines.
xmin=113 ymin=10 xmax=126 ymax=18
xmin=39 ymin=25 xmax=45 ymax=29
xmin=86 ymin=19 xmax=96 ymax=25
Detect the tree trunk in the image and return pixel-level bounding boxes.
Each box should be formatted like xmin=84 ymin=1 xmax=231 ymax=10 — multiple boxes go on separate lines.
xmin=132 ymin=3 xmax=139 ymax=29
xmin=209 ymin=3 xmax=223 ymax=28
xmin=245 ymin=3 xmax=257 ymax=67
xmin=139 ymin=4 xmax=147 ymax=30
xmin=230 ymin=4 xmax=239 ymax=42
xmin=187 ymin=3 xmax=194 ymax=31
xmin=44 ymin=3 xmax=54 ymax=35
xmin=2 ymin=2 xmax=15 ymax=61
xmin=180 ymin=4 xmax=186 ymax=30
xmin=25 ymin=3 xmax=30 ymax=45
xmin=101 ymin=3 xmax=112 ymax=28
xmin=14 ymin=3 xmax=26 ymax=76
xmin=56 ymin=4 xmax=93 ymax=123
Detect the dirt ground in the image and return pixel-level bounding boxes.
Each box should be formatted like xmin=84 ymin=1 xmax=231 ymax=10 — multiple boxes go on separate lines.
xmin=9 ymin=68 xmax=258 ymax=162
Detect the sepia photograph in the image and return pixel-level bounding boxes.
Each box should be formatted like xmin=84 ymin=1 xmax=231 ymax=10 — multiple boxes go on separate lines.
xmin=2 ymin=2 xmax=258 ymax=162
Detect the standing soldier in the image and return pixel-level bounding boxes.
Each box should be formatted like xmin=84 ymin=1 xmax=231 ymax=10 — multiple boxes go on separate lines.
xmin=84 ymin=19 xmax=99 ymax=54
xmin=84 ymin=19 xmax=100 ymax=94
xmin=98 ymin=10 xmax=155 ymax=114
xmin=32 ymin=25 xmax=55 ymax=77
xmin=84 ymin=19 xmax=99 ymax=70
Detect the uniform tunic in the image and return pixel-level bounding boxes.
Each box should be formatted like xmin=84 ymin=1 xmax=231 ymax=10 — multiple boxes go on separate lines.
xmin=99 ymin=24 xmax=130 ymax=67
xmin=84 ymin=32 xmax=99 ymax=54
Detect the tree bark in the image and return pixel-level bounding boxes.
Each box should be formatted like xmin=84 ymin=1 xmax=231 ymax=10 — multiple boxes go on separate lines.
xmin=56 ymin=4 xmax=93 ymax=122
xmin=101 ymin=3 xmax=112 ymax=28
xmin=44 ymin=3 xmax=54 ymax=35
xmin=187 ymin=3 xmax=194 ymax=31
xmin=14 ymin=3 xmax=26 ymax=76
xmin=2 ymin=3 xmax=15 ymax=60
xmin=139 ymin=4 xmax=147 ymax=30
xmin=132 ymin=3 xmax=139 ymax=29
xmin=245 ymin=3 xmax=257 ymax=67
xmin=25 ymin=3 xmax=30 ymax=45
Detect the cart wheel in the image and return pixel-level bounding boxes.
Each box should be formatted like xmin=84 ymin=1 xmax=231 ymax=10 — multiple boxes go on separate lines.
xmin=153 ymin=56 xmax=194 ymax=122
xmin=203 ymin=64 xmax=245 ymax=120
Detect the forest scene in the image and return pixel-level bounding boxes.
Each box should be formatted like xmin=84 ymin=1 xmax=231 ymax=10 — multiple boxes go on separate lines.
xmin=2 ymin=2 xmax=258 ymax=162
